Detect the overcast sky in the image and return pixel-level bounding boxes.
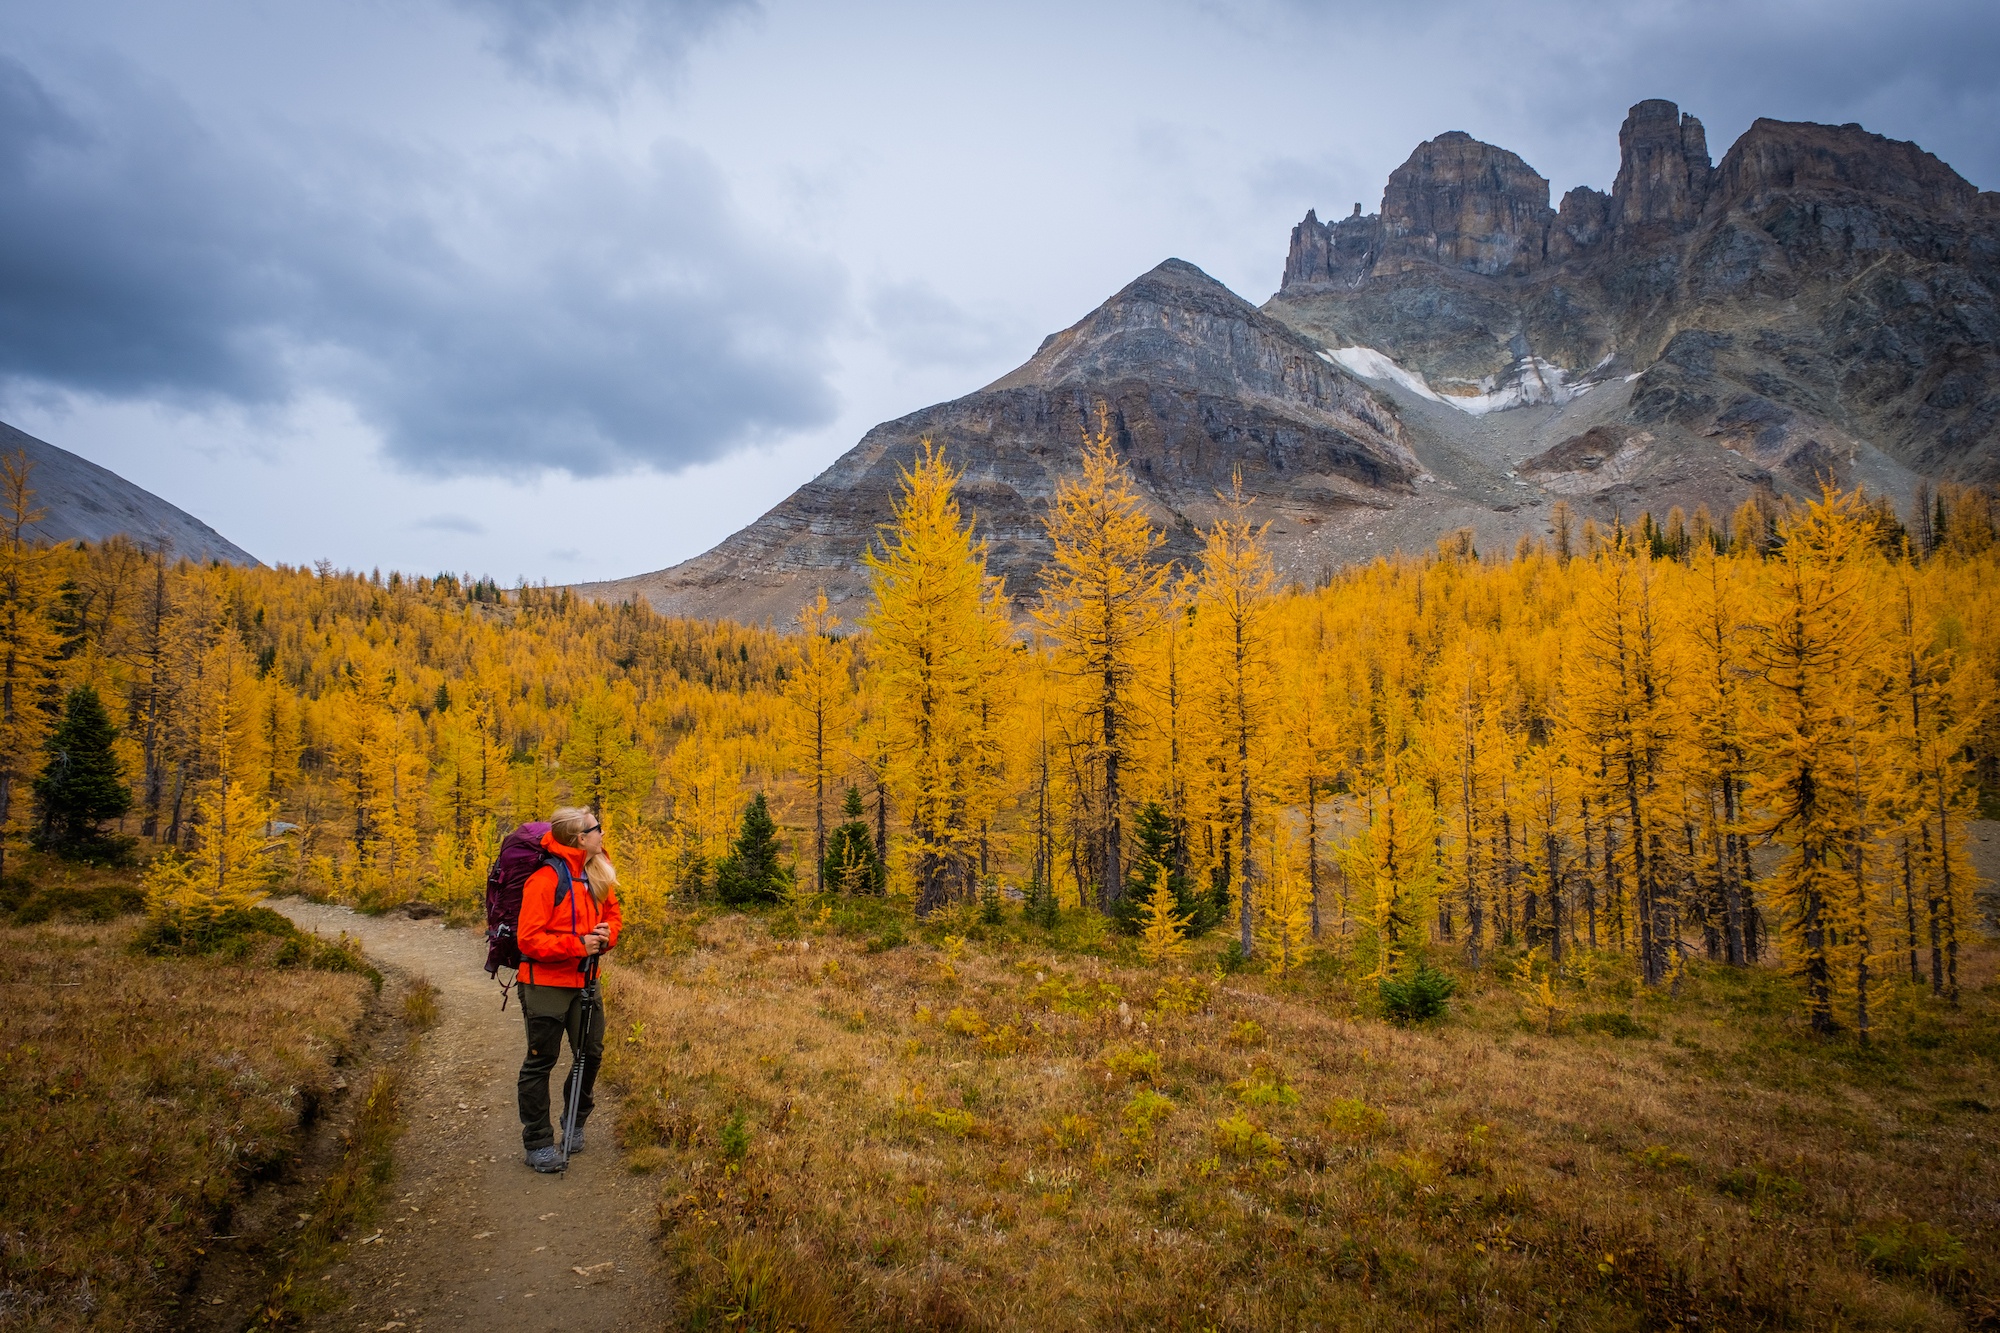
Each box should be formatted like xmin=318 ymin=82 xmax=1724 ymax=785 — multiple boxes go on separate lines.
xmin=2 ymin=0 xmax=1995 ymax=581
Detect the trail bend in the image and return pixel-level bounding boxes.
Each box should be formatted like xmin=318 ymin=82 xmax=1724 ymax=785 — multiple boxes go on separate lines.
xmin=273 ymin=899 xmax=670 ymax=1333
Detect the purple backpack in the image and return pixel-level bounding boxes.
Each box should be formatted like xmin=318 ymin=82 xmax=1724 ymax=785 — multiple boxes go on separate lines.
xmin=484 ymin=822 xmax=564 ymax=976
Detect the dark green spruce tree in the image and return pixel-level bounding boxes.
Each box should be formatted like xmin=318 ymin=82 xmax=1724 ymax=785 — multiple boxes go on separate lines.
xmin=34 ymin=685 xmax=133 ymax=859
xmin=716 ymin=792 xmax=793 ymax=906
xmin=1112 ymin=801 xmax=1219 ymax=936
xmin=821 ymin=786 xmax=881 ymax=894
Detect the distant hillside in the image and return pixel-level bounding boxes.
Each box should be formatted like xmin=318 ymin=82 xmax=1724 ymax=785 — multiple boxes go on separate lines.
xmin=0 ymin=420 xmax=259 ymax=565
xmin=582 ymin=99 xmax=1996 ymax=625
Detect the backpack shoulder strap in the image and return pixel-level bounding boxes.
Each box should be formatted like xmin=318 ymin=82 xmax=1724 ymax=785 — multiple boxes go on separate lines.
xmin=541 ymin=853 xmax=573 ymax=909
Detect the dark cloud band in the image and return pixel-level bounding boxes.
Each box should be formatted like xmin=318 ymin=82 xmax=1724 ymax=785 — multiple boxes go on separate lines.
xmin=0 ymin=51 xmax=843 ymax=478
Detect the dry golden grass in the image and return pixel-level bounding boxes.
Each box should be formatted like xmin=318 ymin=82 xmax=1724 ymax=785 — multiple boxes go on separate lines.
xmin=249 ymin=1065 xmax=405 ymax=1328
xmin=0 ymin=919 xmax=373 ymax=1330
xmin=605 ymin=908 xmax=2000 ymax=1331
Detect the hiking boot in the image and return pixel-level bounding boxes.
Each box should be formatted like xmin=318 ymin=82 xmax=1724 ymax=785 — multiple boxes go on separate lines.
xmin=525 ymin=1144 xmax=564 ymax=1173
xmin=563 ymin=1124 xmax=586 ymax=1155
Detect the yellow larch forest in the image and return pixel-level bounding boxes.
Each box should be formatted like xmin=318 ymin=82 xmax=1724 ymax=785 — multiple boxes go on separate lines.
xmin=3 ymin=445 xmax=1996 ymax=1030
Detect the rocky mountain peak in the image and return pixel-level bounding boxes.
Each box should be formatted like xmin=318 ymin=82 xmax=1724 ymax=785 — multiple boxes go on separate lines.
xmin=585 ymin=98 xmax=1997 ymax=626
xmin=1714 ymin=117 xmax=1981 ymax=214
xmin=576 ymin=259 xmax=1424 ymax=623
xmin=1611 ymin=98 xmax=1713 ymax=240
xmin=1267 ymin=97 xmax=1997 ymax=508
xmin=1284 ymin=130 xmax=1557 ymax=287
xmin=1378 ymin=132 xmax=1553 ymax=278
xmin=1285 ymin=99 xmax=1736 ymax=288
xmin=992 ymin=258 xmax=1345 ymax=408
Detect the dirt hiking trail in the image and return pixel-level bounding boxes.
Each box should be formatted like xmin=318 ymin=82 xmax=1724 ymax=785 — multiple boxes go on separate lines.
xmin=274 ymin=900 xmax=671 ymax=1332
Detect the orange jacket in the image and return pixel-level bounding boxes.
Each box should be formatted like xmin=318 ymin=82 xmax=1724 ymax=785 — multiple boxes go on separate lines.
xmin=516 ymin=832 xmax=622 ymax=988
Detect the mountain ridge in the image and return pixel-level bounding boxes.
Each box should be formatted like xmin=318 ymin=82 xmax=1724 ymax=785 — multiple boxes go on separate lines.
xmin=579 ymin=259 xmax=1427 ymax=624
xmin=0 ymin=419 xmax=260 ymax=566
xmin=580 ymin=100 xmax=1996 ymax=625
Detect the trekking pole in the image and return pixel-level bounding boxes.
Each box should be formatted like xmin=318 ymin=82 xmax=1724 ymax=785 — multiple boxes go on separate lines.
xmin=560 ymin=952 xmax=602 ymax=1174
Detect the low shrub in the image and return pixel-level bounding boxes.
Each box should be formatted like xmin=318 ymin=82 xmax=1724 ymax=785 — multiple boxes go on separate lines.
xmin=1323 ymin=1097 xmax=1387 ymax=1140
xmin=1231 ymin=1072 xmax=1301 ymax=1108
xmin=928 ymin=1106 xmax=978 ymax=1138
xmin=1121 ymin=1089 xmax=1175 ymax=1150
xmin=943 ymin=1005 xmax=989 ymax=1038
xmin=1855 ymin=1220 xmax=1968 ymax=1289
xmin=1150 ymin=975 xmax=1211 ymax=1016
xmin=0 ymin=859 xmax=146 ymax=924
xmin=719 ymin=1109 xmax=752 ymax=1167
xmin=1573 ymin=1011 xmax=1657 ymax=1038
xmin=134 ymin=902 xmax=294 ymax=957
xmin=1213 ymin=1113 xmax=1284 ymax=1160
xmin=1102 ymin=1047 xmax=1161 ymax=1084
xmin=1379 ymin=960 xmax=1456 ymax=1025
xmin=135 ymin=902 xmax=381 ymax=988
xmin=1716 ymin=1165 xmax=1804 ymax=1209
xmin=1226 ymin=1018 xmax=1265 ymax=1047
xmin=1629 ymin=1144 xmax=1696 ymax=1174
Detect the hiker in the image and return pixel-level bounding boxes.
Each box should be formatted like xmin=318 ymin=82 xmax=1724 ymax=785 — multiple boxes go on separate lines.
xmin=515 ymin=806 xmax=622 ymax=1173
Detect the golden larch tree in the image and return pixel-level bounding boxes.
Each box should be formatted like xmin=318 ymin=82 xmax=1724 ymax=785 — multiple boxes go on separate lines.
xmin=1034 ymin=416 xmax=1169 ymax=911
xmin=788 ymin=590 xmax=857 ymax=892
xmin=863 ymin=440 xmax=1009 ymax=916
xmin=1191 ymin=476 xmax=1277 ymax=958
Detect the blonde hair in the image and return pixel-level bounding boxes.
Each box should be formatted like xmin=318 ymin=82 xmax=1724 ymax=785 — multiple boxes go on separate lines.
xmin=549 ymin=805 xmax=617 ymax=903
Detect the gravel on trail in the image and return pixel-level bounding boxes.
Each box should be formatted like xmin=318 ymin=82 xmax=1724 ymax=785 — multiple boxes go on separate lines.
xmin=273 ymin=899 xmax=671 ymax=1332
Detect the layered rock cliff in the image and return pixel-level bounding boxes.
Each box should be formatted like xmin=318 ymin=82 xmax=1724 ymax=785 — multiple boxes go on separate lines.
xmin=1269 ymin=101 xmax=2000 ymax=486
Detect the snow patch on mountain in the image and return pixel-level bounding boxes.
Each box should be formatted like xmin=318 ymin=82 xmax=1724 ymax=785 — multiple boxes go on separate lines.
xmin=1322 ymin=345 xmax=1610 ymax=416
xmin=1320 ymin=346 xmax=1446 ymax=405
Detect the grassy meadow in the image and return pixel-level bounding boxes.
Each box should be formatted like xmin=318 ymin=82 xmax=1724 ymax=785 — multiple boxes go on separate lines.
xmin=605 ymin=900 xmax=2000 ymax=1332
xmin=0 ymin=855 xmax=381 ymax=1332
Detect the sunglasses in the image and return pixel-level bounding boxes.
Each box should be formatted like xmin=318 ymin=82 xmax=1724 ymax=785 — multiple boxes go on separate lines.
xmin=582 ymin=824 xmax=602 ymax=836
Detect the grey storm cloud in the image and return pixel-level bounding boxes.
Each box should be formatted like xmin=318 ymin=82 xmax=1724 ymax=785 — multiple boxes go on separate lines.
xmin=451 ymin=0 xmax=758 ymax=97
xmin=0 ymin=51 xmax=845 ymax=478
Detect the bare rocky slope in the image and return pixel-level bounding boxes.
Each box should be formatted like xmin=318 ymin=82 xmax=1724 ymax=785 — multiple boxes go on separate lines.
xmin=581 ymin=99 xmax=1996 ymax=625
xmin=0 ymin=418 xmax=260 ymax=564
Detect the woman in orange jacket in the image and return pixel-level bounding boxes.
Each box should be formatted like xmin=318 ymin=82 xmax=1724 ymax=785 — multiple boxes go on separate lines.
xmin=516 ymin=805 xmax=623 ymax=1173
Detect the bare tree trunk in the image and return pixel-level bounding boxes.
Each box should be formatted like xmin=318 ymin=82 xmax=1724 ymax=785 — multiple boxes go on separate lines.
xmin=1102 ymin=668 xmax=1122 ymax=911
xmin=1306 ymin=774 xmax=1320 ymax=939
xmin=873 ymin=773 xmax=887 ymax=888
xmin=1581 ymin=795 xmax=1599 ymax=949
xmin=1629 ymin=770 xmax=1657 ymax=984
xmin=1923 ymin=821 xmax=1944 ymax=995
xmin=1901 ymin=835 xmax=1921 ymax=983
xmin=1721 ymin=773 xmax=1748 ymax=966
xmin=1736 ymin=820 xmax=1762 ymax=963
xmin=1799 ymin=847 xmax=1836 ymax=1036
xmin=1937 ymin=790 xmax=1960 ymax=1005
xmin=141 ymin=550 xmax=168 ymax=839
xmin=813 ymin=702 xmax=825 ymax=894
xmin=1853 ymin=837 xmax=1871 ymax=1044
xmin=1545 ymin=828 xmax=1565 ymax=965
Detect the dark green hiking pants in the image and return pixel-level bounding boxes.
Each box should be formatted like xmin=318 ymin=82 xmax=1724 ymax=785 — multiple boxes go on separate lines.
xmin=517 ymin=981 xmax=606 ymax=1151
